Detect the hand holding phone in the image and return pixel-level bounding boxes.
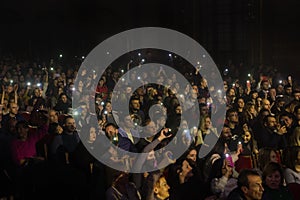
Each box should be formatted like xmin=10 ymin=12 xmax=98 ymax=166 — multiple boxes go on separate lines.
xmin=225 ymin=153 xmax=234 ymax=167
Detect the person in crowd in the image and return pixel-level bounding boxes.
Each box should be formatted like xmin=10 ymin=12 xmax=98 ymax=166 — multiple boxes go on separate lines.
xmin=141 ymin=171 xmax=170 ymax=200
xmin=258 ymin=147 xmax=279 ymax=172
xmin=282 ymin=84 xmax=294 ymax=105
xmin=262 ymin=162 xmax=294 ymax=200
xmin=282 ymin=146 xmax=300 ymax=200
xmin=271 ymin=97 xmax=286 ymax=116
xmin=101 ymin=101 xmax=119 ymax=126
xmin=96 ymin=78 xmax=108 ymax=100
xmin=10 ymin=120 xmax=47 ymax=166
xmin=225 ymin=108 xmax=243 ymax=137
xmin=132 ymin=127 xmax=173 ymax=190
xmin=129 ymin=97 xmax=145 ymax=125
xmin=283 ymin=146 xmax=300 ymax=184
xmin=53 ymin=93 xmax=72 ymax=114
xmin=50 ymin=115 xmax=80 ymax=163
xmin=255 ymin=115 xmax=287 ymax=149
xmin=167 ymin=157 xmax=210 ymax=200
xmin=105 ymin=172 xmax=141 ymax=200
xmin=289 ymin=126 xmax=300 ymax=146
xmin=278 ymin=111 xmax=297 ymax=142
xmin=227 ymin=168 xmax=264 ymax=200
xmin=242 ymin=101 xmax=257 ymax=127
xmin=74 ymin=102 xmax=92 ymax=133
xmin=258 ymin=79 xmax=270 ymax=99
xmin=117 ymin=114 xmax=140 ymax=153
xmin=1 ymin=102 xmax=25 ymax=127
xmin=208 ymin=156 xmax=237 ymax=199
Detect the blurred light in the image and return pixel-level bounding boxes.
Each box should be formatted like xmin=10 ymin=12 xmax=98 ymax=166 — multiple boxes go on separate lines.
xmin=10 ymin=80 xmax=13 ymax=83
xmin=50 ymin=67 xmax=54 ymax=71
xmin=138 ymin=53 xmax=141 ymax=56
xmin=141 ymin=59 xmax=145 ymax=63
xmin=106 ymin=52 xmax=110 ymax=55
xmin=27 ymin=82 xmax=31 ymax=86
xmin=121 ymin=69 xmax=124 ymax=73
xmin=82 ymin=56 xmax=85 ymax=59
xmin=248 ymin=73 xmax=251 ymax=77
xmin=59 ymin=54 xmax=63 ymax=58
xmin=37 ymin=83 xmax=41 ymax=87
xmin=168 ymin=53 xmax=172 ymax=57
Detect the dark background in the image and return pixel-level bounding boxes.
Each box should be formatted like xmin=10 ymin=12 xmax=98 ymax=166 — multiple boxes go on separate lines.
xmin=1 ymin=0 xmax=300 ymax=76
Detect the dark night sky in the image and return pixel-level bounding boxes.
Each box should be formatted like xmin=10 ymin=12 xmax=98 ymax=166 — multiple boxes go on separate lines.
xmin=1 ymin=0 xmax=300 ymax=74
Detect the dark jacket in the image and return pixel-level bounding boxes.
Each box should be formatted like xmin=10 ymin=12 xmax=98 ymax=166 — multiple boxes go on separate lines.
xmin=227 ymin=188 xmax=246 ymax=200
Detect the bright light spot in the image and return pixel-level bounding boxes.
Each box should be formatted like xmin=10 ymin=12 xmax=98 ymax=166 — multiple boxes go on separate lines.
xmin=138 ymin=53 xmax=141 ymax=56
xmin=168 ymin=53 xmax=172 ymax=57
xmin=141 ymin=59 xmax=145 ymax=63
xmin=106 ymin=52 xmax=110 ymax=55
xmin=82 ymin=56 xmax=85 ymax=59
xmin=59 ymin=54 xmax=63 ymax=58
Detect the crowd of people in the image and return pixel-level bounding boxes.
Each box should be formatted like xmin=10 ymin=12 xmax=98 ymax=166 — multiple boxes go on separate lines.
xmin=0 ymin=54 xmax=300 ymax=200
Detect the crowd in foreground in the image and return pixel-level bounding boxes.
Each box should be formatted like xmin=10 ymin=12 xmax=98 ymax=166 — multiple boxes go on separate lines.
xmin=0 ymin=56 xmax=300 ymax=200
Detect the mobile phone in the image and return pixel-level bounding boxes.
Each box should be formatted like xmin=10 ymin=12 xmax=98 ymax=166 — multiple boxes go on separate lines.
xmin=246 ymin=80 xmax=251 ymax=88
xmin=225 ymin=153 xmax=234 ymax=167
xmin=164 ymin=128 xmax=172 ymax=136
xmin=166 ymin=151 xmax=173 ymax=160
xmin=280 ymin=119 xmax=285 ymax=127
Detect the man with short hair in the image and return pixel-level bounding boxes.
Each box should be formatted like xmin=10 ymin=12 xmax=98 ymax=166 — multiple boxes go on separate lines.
xmin=1 ymin=102 xmax=25 ymax=127
xmin=129 ymin=97 xmax=145 ymax=125
xmin=227 ymin=169 xmax=264 ymax=200
xmin=104 ymin=118 xmax=139 ymax=153
xmin=256 ymin=115 xmax=287 ymax=149
xmin=50 ymin=116 xmax=80 ymax=162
